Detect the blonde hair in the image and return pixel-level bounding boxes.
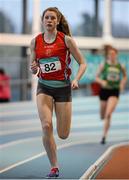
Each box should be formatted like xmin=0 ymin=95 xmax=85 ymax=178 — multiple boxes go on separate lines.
xmin=42 ymin=7 xmax=72 ymax=36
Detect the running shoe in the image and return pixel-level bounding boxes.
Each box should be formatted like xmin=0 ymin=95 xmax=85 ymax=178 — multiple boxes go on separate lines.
xmin=100 ymin=137 xmax=106 ymax=144
xmin=46 ymin=167 xmax=59 ymax=179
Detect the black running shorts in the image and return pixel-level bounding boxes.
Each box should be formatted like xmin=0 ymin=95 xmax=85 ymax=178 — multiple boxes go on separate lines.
xmin=99 ymin=88 xmax=120 ymax=101
xmin=37 ymin=81 xmax=72 ymax=102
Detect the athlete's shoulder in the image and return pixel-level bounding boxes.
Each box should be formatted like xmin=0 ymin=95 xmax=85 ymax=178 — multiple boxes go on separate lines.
xmin=117 ymin=61 xmax=122 ymax=68
xmin=99 ymin=62 xmax=106 ymax=71
xmin=35 ymin=32 xmax=43 ymax=40
xmin=64 ymin=35 xmax=75 ymax=49
xmin=30 ymin=38 xmax=36 ymax=50
xmin=30 ymin=33 xmax=43 ymax=50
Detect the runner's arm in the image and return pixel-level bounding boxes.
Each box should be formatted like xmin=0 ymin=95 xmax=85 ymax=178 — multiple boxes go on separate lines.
xmin=120 ymin=64 xmax=127 ymax=92
xmin=65 ymin=36 xmax=86 ymax=88
xmin=96 ymin=63 xmax=107 ymax=87
xmin=30 ymin=38 xmax=39 ymax=75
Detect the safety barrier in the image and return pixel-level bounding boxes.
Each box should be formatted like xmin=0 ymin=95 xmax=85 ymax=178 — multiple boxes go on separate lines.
xmin=80 ymin=141 xmax=129 ymax=179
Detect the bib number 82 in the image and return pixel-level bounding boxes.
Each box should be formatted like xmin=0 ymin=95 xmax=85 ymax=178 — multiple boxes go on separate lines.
xmin=40 ymin=60 xmax=61 ymax=73
xmin=44 ymin=63 xmax=56 ymax=72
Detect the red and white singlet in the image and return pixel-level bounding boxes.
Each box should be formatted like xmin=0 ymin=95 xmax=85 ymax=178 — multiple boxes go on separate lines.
xmin=35 ymin=31 xmax=71 ymax=80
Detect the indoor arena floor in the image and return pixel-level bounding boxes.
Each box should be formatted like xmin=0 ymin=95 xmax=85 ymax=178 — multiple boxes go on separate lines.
xmin=0 ymin=93 xmax=129 ymax=179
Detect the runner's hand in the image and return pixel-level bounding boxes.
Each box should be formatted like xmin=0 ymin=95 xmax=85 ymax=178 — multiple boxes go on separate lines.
xmin=71 ymin=79 xmax=79 ymax=89
xmin=101 ymin=80 xmax=107 ymax=88
xmin=30 ymin=61 xmax=39 ymax=74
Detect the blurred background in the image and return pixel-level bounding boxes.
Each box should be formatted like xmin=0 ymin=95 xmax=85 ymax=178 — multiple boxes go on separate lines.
xmin=0 ymin=0 xmax=129 ymax=102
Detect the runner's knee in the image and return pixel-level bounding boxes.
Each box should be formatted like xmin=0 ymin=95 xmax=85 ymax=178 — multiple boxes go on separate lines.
xmin=105 ymin=113 xmax=111 ymax=120
xmin=101 ymin=114 xmax=105 ymax=120
xmin=42 ymin=122 xmax=52 ymax=134
xmin=58 ymin=130 xmax=69 ymax=139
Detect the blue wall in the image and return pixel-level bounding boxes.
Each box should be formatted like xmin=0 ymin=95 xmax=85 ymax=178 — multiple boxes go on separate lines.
xmin=71 ymin=52 xmax=129 ymax=85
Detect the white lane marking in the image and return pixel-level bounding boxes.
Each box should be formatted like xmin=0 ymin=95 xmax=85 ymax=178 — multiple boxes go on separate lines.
xmin=1 ymin=110 xmax=37 ymax=116
xmin=0 ymin=119 xmax=128 ymax=136
xmin=1 ymin=102 xmax=128 ymax=117
xmin=0 ymin=152 xmax=45 ymax=173
xmin=0 ymin=139 xmax=98 ymax=173
xmin=0 ymin=129 xmax=128 ymax=149
xmin=0 ymin=127 xmax=42 ymax=136
xmin=1 ymin=94 xmax=128 ymax=113
xmin=1 ymin=133 xmax=129 ymax=174
xmin=0 ymin=94 xmax=128 ymax=110
xmin=0 ymin=119 xmax=40 ymax=127
xmin=0 ymin=111 xmax=128 ymax=128
xmin=0 ymin=131 xmax=128 ymax=172
xmin=1 ymin=138 xmax=128 ymax=174
xmin=0 ymin=137 xmax=41 ymax=149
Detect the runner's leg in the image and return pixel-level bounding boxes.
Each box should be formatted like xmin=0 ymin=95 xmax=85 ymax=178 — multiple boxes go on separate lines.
xmin=55 ymin=102 xmax=72 ymax=139
xmin=37 ymin=94 xmax=58 ymax=168
xmin=103 ymin=96 xmax=118 ymax=138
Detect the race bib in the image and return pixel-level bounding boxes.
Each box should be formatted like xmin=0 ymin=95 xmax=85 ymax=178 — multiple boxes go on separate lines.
xmin=107 ymin=73 xmax=119 ymax=81
xmin=40 ymin=60 xmax=61 ymax=73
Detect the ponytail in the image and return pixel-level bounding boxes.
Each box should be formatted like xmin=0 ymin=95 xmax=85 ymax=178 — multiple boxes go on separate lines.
xmin=57 ymin=12 xmax=72 ymax=36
